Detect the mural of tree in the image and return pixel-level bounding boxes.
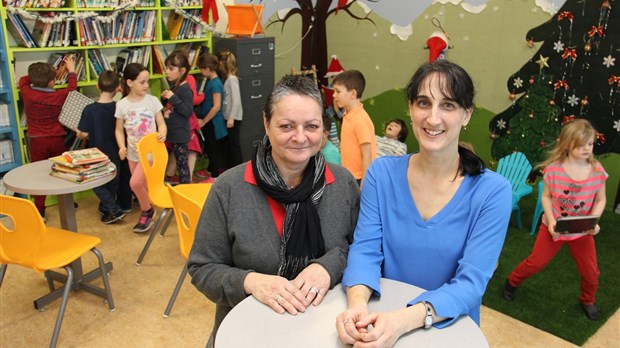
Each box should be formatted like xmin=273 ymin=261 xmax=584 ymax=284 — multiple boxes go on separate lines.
xmin=255 ymin=0 xmax=377 ymax=86
xmin=489 ymin=0 xmax=619 ymax=162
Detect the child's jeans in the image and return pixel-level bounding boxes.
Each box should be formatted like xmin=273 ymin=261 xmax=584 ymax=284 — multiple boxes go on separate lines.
xmin=508 ymin=223 xmax=599 ymax=304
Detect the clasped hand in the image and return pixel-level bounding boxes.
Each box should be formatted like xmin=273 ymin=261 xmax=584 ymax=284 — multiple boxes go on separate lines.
xmin=246 ymin=263 xmax=330 ymax=315
xmin=337 ymin=307 xmax=409 ymax=348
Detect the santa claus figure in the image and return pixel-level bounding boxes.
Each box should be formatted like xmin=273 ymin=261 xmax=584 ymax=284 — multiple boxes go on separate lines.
xmin=426 ymin=31 xmax=449 ymax=62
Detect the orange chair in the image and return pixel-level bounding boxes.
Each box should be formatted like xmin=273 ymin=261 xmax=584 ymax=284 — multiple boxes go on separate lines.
xmin=0 ymin=194 xmax=115 ymax=348
xmin=135 ymin=133 xmax=176 ymax=266
xmin=163 ymin=183 xmax=211 ymax=317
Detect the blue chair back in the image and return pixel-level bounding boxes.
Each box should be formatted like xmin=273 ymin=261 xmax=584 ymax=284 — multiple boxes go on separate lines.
xmin=496 ymin=152 xmax=534 ymax=229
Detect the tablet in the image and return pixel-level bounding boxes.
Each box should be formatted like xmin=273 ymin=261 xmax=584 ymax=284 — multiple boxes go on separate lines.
xmin=555 ymin=215 xmax=600 ymax=237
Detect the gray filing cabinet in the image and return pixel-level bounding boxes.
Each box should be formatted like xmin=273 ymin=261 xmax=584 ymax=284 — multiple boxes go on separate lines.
xmin=213 ymin=36 xmax=275 ymax=162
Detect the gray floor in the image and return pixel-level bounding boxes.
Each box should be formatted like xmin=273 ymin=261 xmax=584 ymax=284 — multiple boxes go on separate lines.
xmin=1 ymin=197 xmax=618 ymax=347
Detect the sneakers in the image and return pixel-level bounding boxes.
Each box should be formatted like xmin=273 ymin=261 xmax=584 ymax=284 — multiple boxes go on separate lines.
xmin=503 ymin=279 xmax=517 ymax=301
xmin=102 ymin=211 xmax=126 ymax=224
xmin=194 ymin=169 xmax=212 ymax=179
xmin=133 ymin=208 xmax=156 ymax=233
xmin=582 ymin=303 xmax=600 ymax=320
xmin=121 ymin=207 xmax=132 ymax=214
xmin=39 ymin=210 xmax=47 ymax=223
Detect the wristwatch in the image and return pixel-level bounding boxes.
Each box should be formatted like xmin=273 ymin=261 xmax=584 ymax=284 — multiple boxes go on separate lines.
xmin=422 ymin=301 xmax=433 ymax=329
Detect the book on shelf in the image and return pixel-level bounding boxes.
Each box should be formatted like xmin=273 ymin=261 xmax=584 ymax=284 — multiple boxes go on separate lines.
xmin=6 ymin=12 xmax=36 ymax=48
xmin=50 ymin=162 xmax=116 ymax=184
xmin=0 ymin=140 xmax=14 ymax=165
xmin=61 ymin=147 xmax=109 ymax=166
xmin=555 ymin=215 xmax=600 ymax=239
xmin=0 ymin=104 xmax=10 ymax=127
xmin=59 ymin=90 xmax=94 ymax=130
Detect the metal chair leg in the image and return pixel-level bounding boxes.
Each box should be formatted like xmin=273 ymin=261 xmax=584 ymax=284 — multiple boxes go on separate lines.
xmin=50 ymin=266 xmax=73 ymax=348
xmin=136 ymin=208 xmax=172 ymax=266
xmin=91 ymin=247 xmax=115 ymax=311
xmin=0 ymin=264 xmax=7 ymax=287
xmin=163 ymin=263 xmax=188 ymax=317
xmin=158 ymin=210 xmax=175 ymax=237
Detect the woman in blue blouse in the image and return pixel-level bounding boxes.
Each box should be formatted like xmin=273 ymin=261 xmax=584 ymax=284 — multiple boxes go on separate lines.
xmin=336 ymin=60 xmax=512 ymax=347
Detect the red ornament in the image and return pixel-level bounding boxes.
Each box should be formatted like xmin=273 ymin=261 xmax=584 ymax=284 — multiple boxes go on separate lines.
xmin=539 ymin=140 xmax=546 ymax=147
xmin=528 ymin=38 xmax=534 ymax=48
xmin=509 ymin=93 xmax=516 ymax=101
xmin=597 ymin=133 xmax=606 ymax=143
xmin=529 ymin=77 xmax=535 ymax=84
xmin=562 ymin=115 xmax=575 ymax=125
xmin=602 ymin=0 xmax=610 ymax=9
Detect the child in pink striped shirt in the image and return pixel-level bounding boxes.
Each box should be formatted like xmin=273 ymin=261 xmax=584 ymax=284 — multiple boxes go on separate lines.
xmin=503 ymin=119 xmax=607 ymax=321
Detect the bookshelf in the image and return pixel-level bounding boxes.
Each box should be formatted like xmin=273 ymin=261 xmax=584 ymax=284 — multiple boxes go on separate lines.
xmin=0 ymin=0 xmax=212 ymax=166
xmin=0 ymin=18 xmax=22 ymax=174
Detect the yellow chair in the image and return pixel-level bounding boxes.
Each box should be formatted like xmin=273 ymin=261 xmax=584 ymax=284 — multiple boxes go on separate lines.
xmin=163 ymin=183 xmax=211 ymax=317
xmin=136 ymin=133 xmax=176 ymax=266
xmin=0 ymin=194 xmax=115 ymax=348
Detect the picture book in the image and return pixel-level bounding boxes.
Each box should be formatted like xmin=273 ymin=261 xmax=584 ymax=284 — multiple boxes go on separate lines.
xmin=50 ymin=162 xmax=115 ymax=184
xmin=50 ymin=156 xmax=111 ymax=174
xmin=62 ymin=147 xmax=108 ymax=165
xmin=555 ymin=215 xmax=600 ymax=239
xmin=59 ymin=90 xmax=94 ymax=129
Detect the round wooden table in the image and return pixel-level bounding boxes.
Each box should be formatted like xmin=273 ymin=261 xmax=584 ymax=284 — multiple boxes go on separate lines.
xmin=216 ymin=278 xmax=489 ymax=347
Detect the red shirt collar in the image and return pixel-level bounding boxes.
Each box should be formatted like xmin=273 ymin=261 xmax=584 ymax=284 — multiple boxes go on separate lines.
xmin=244 ymin=161 xmax=335 ymax=186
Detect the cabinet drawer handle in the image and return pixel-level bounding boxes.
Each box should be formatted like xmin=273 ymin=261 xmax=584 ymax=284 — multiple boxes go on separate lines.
xmin=251 ymin=94 xmax=263 ymax=99
xmin=252 ymin=80 xmax=261 ymax=87
xmin=252 ymin=48 xmax=262 ymax=55
xmin=250 ymin=63 xmax=262 ymax=68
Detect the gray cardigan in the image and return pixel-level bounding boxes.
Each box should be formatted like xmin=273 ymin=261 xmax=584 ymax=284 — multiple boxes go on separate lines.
xmin=187 ymin=162 xmax=360 ymax=337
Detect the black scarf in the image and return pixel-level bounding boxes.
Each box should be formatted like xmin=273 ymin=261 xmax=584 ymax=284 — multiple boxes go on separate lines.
xmin=252 ymin=136 xmax=326 ymax=279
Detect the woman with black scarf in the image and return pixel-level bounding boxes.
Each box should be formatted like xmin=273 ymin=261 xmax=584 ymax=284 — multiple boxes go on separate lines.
xmin=188 ymin=75 xmax=360 ymax=345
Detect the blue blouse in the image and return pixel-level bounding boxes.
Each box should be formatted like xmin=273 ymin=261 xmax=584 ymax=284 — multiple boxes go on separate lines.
xmin=342 ymin=155 xmax=512 ymax=327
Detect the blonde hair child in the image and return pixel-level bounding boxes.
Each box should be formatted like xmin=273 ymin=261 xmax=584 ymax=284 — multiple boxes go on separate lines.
xmin=504 ymin=119 xmax=608 ymax=321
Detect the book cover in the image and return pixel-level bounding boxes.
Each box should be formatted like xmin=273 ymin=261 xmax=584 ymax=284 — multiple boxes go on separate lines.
xmin=52 ymin=159 xmax=111 ymax=175
xmin=59 ymin=90 xmax=94 ymax=129
xmin=50 ymin=162 xmax=115 ymax=183
xmin=167 ymin=12 xmax=184 ymax=40
xmin=62 ymin=147 xmax=108 ymax=165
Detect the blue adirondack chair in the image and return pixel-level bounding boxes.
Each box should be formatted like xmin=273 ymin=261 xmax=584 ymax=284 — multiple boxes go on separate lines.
xmin=496 ymin=152 xmax=533 ymax=229
xmin=530 ymin=181 xmax=545 ymax=235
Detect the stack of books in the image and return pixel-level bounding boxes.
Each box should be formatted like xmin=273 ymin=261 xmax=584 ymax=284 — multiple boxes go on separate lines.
xmin=49 ymin=148 xmax=115 ymax=184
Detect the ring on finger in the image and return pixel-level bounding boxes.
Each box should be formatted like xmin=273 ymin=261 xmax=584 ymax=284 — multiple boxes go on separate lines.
xmin=275 ymin=295 xmax=284 ymax=304
xmin=343 ymin=317 xmax=354 ymax=325
xmin=310 ymin=286 xmax=320 ymax=295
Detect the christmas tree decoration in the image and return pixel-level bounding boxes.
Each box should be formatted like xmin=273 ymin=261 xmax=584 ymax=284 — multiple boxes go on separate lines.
xmin=489 ymin=0 xmax=619 ymax=159
xmin=491 ymin=75 xmax=562 ymax=165
xmin=426 ymin=31 xmax=449 ymax=62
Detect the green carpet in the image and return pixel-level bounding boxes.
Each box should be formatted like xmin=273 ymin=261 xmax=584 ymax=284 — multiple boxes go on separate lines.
xmin=483 ymin=196 xmax=620 ymax=346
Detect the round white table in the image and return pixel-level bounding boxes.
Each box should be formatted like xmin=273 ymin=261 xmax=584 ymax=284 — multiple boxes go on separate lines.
xmin=3 ymin=159 xmax=116 ymax=309
xmin=215 ymin=278 xmax=489 ymax=347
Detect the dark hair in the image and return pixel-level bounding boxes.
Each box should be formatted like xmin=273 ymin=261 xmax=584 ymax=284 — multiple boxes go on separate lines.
xmin=332 ymin=70 xmax=366 ymax=99
xmin=386 ymin=118 xmax=408 ymax=142
xmin=322 ymin=113 xmax=332 ymax=132
xmin=121 ymin=63 xmax=148 ymax=97
xmin=98 ymin=70 xmax=120 ymax=93
xmin=197 ymin=53 xmax=220 ymax=73
xmin=264 ymin=75 xmax=323 ymax=124
xmin=165 ymin=50 xmax=191 ymax=83
xmin=28 ymin=62 xmax=56 ymax=88
xmin=406 ymin=60 xmax=484 ymax=176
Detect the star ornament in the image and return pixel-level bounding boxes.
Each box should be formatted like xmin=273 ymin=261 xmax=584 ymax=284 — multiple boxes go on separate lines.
xmin=536 ymin=54 xmax=550 ymax=70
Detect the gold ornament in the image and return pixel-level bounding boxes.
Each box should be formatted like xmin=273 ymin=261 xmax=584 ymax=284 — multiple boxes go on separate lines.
xmin=549 ymin=100 xmax=555 ymax=105
xmin=529 ymin=112 xmax=534 ymax=119
xmin=585 ymin=42 xmax=592 ymax=52
xmin=536 ymin=54 xmax=550 ymax=69
xmin=509 ymin=93 xmax=516 ymax=101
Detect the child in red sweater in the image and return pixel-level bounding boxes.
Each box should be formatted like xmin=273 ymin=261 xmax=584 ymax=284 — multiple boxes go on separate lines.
xmin=19 ymin=55 xmax=77 ymax=219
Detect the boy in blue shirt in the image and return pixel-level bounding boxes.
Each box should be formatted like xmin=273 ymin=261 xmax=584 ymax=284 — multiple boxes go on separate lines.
xmin=76 ymin=71 xmax=132 ymax=224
